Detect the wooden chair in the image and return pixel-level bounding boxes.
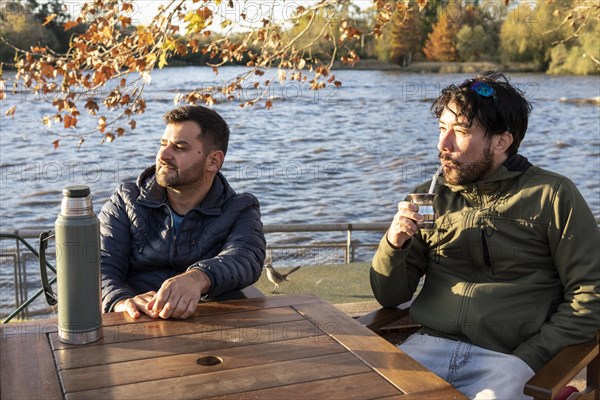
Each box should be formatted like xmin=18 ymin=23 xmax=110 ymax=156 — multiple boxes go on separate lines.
xmin=357 ymin=307 xmax=600 ymax=400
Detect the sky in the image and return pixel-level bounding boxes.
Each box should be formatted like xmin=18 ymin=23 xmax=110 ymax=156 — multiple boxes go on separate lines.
xmin=120 ymin=0 xmax=373 ymax=27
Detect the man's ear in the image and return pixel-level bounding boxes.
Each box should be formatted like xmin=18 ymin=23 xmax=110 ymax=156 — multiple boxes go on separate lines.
xmin=493 ymin=131 xmax=513 ymax=155
xmin=206 ymin=150 xmax=224 ymax=172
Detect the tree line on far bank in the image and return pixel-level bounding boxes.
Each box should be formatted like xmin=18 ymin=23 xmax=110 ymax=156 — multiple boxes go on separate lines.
xmin=375 ymin=0 xmax=598 ymax=75
xmin=1 ymin=0 xmax=598 ymax=75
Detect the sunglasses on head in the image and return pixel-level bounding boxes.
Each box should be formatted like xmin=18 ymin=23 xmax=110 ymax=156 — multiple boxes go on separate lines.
xmin=469 ymin=81 xmax=496 ymax=99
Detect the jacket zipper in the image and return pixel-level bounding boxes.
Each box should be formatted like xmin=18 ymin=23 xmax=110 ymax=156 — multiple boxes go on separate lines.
xmin=480 ymin=227 xmax=494 ymax=275
xmin=166 ymin=204 xmax=178 ymax=258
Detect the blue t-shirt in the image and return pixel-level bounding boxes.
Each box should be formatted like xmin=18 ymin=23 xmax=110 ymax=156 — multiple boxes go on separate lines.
xmin=170 ymin=207 xmax=184 ymax=234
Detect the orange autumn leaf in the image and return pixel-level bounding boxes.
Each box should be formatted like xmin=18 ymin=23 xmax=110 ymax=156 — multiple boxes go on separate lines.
xmin=5 ymin=105 xmax=16 ymax=117
xmin=63 ymin=21 xmax=79 ymax=31
xmin=63 ymin=114 xmax=78 ymax=128
xmin=265 ymin=100 xmax=273 ymax=109
xmin=43 ymin=14 xmax=57 ymax=26
xmin=119 ymin=16 xmax=132 ymax=28
xmin=52 ymin=139 xmax=60 ymax=149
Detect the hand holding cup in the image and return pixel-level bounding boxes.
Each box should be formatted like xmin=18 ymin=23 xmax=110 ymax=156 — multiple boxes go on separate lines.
xmin=407 ymin=193 xmax=437 ymax=229
xmin=387 ymin=193 xmax=437 ymax=249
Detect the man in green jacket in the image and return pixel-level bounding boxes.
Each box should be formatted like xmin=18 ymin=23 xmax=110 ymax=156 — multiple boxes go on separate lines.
xmin=371 ymin=71 xmax=599 ymax=399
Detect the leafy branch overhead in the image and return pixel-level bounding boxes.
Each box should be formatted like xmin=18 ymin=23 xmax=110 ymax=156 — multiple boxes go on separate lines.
xmin=0 ymin=0 xmax=418 ymax=145
xmin=0 ymin=0 xmax=597 ymax=147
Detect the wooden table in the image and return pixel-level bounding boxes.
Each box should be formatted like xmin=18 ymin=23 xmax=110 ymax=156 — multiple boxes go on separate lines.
xmin=1 ymin=294 xmax=466 ymax=399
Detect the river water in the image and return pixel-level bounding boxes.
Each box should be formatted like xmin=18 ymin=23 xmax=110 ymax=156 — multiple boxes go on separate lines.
xmin=1 ymin=67 xmax=599 ymax=318
xmin=1 ymin=67 xmax=598 ymax=227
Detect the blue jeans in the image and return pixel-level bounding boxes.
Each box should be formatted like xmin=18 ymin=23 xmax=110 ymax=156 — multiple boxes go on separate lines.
xmin=399 ymin=333 xmax=535 ymax=399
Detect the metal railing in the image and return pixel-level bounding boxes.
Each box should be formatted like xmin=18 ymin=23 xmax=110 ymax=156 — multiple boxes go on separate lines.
xmin=0 ymin=223 xmax=388 ymax=323
xmin=4 ymin=218 xmax=598 ymax=323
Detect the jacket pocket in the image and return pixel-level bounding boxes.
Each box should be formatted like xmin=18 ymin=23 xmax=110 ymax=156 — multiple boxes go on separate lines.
xmin=463 ymin=283 xmax=556 ymax=352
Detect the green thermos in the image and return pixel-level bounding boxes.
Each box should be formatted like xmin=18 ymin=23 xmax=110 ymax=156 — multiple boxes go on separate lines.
xmin=42 ymin=185 xmax=103 ymax=344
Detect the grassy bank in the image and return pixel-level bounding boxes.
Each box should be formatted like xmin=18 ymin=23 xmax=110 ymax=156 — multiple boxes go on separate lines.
xmin=254 ymin=262 xmax=376 ymax=305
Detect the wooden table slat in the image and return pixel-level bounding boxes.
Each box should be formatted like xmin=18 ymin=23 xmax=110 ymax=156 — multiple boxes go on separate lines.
xmin=293 ymin=301 xmax=466 ymax=397
xmin=0 ymin=333 xmax=63 ymax=400
xmin=206 ymin=372 xmax=401 ymax=400
xmin=50 ymin=306 xmax=305 ymax=350
xmin=379 ymin=386 xmax=468 ymax=400
xmin=66 ymin=352 xmax=372 ymax=400
xmin=60 ymin=335 xmax=344 ymax=392
xmin=53 ymin=318 xmax=321 ymax=370
xmin=189 ymin=294 xmax=323 ymax=316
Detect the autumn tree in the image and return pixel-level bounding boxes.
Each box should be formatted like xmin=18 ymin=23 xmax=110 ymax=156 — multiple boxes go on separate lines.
xmin=380 ymin=3 xmax=425 ymax=66
xmin=0 ymin=2 xmax=60 ymax=63
xmin=548 ymin=14 xmax=599 ymax=75
xmin=545 ymin=0 xmax=599 ymax=74
xmin=423 ymin=4 xmax=461 ymax=61
xmin=499 ymin=0 xmax=599 ymax=73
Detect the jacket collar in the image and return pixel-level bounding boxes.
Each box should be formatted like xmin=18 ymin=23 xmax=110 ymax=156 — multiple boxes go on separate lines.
xmin=441 ymin=154 xmax=532 ymax=195
xmin=136 ymin=165 xmax=235 ymax=215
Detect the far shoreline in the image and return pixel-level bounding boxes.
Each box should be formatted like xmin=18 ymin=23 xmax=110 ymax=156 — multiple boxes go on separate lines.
xmin=333 ymin=59 xmax=544 ymax=74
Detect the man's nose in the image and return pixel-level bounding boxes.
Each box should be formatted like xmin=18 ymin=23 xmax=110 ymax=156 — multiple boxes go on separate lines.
xmin=157 ymin=145 xmax=173 ymax=161
xmin=437 ymin=129 xmax=454 ymax=153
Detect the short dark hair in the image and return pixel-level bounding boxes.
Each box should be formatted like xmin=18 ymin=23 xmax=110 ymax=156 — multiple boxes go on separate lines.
xmin=163 ymin=105 xmax=230 ymax=155
xmin=431 ymin=71 xmax=532 ymax=155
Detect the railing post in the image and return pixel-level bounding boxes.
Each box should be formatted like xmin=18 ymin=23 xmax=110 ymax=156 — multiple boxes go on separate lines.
xmin=15 ymin=231 xmax=27 ymax=319
xmin=346 ymin=224 xmax=353 ymax=263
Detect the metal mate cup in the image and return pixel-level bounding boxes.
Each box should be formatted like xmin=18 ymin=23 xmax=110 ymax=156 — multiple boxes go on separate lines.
xmin=407 ymin=193 xmax=437 ymax=229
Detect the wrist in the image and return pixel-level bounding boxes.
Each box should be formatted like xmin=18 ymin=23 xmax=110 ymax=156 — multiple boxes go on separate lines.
xmin=189 ymin=269 xmax=211 ymax=294
xmin=386 ymin=231 xmax=404 ymax=250
xmin=386 ymin=232 xmax=411 ymax=251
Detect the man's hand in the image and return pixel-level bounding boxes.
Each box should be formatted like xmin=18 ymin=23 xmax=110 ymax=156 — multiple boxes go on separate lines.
xmin=387 ymin=201 xmax=424 ymax=249
xmin=147 ymin=269 xmax=211 ymax=319
xmin=113 ymin=292 xmax=159 ymax=319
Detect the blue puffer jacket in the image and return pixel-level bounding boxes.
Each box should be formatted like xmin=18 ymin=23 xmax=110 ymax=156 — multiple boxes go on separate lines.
xmin=100 ymin=166 xmax=266 ymax=312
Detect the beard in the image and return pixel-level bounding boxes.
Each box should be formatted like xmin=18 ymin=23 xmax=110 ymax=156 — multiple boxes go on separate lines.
xmin=155 ymin=156 xmax=207 ymax=189
xmin=440 ymin=146 xmax=494 ymax=186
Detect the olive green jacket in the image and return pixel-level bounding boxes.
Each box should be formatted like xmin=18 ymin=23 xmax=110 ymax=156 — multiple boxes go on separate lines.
xmin=371 ymin=154 xmax=600 ymax=372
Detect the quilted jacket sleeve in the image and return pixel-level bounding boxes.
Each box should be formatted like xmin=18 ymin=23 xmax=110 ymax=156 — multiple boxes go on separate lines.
xmin=188 ymin=194 xmax=266 ymax=300
xmin=100 ymin=187 xmax=137 ymax=312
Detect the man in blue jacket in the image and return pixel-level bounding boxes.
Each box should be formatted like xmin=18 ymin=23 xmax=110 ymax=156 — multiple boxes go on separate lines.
xmin=100 ymin=105 xmax=266 ymax=319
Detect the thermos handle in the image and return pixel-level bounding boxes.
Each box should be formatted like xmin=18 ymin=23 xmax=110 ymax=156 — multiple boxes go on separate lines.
xmin=39 ymin=231 xmax=58 ymax=306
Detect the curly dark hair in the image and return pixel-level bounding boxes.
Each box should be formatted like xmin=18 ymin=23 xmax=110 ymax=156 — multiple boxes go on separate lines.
xmin=163 ymin=105 xmax=230 ymax=155
xmin=431 ymin=71 xmax=532 ymax=155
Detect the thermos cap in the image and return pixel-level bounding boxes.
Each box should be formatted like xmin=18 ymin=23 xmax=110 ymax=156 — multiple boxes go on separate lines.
xmin=63 ymin=185 xmax=91 ymax=198
xmin=61 ymin=185 xmax=93 ymax=216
